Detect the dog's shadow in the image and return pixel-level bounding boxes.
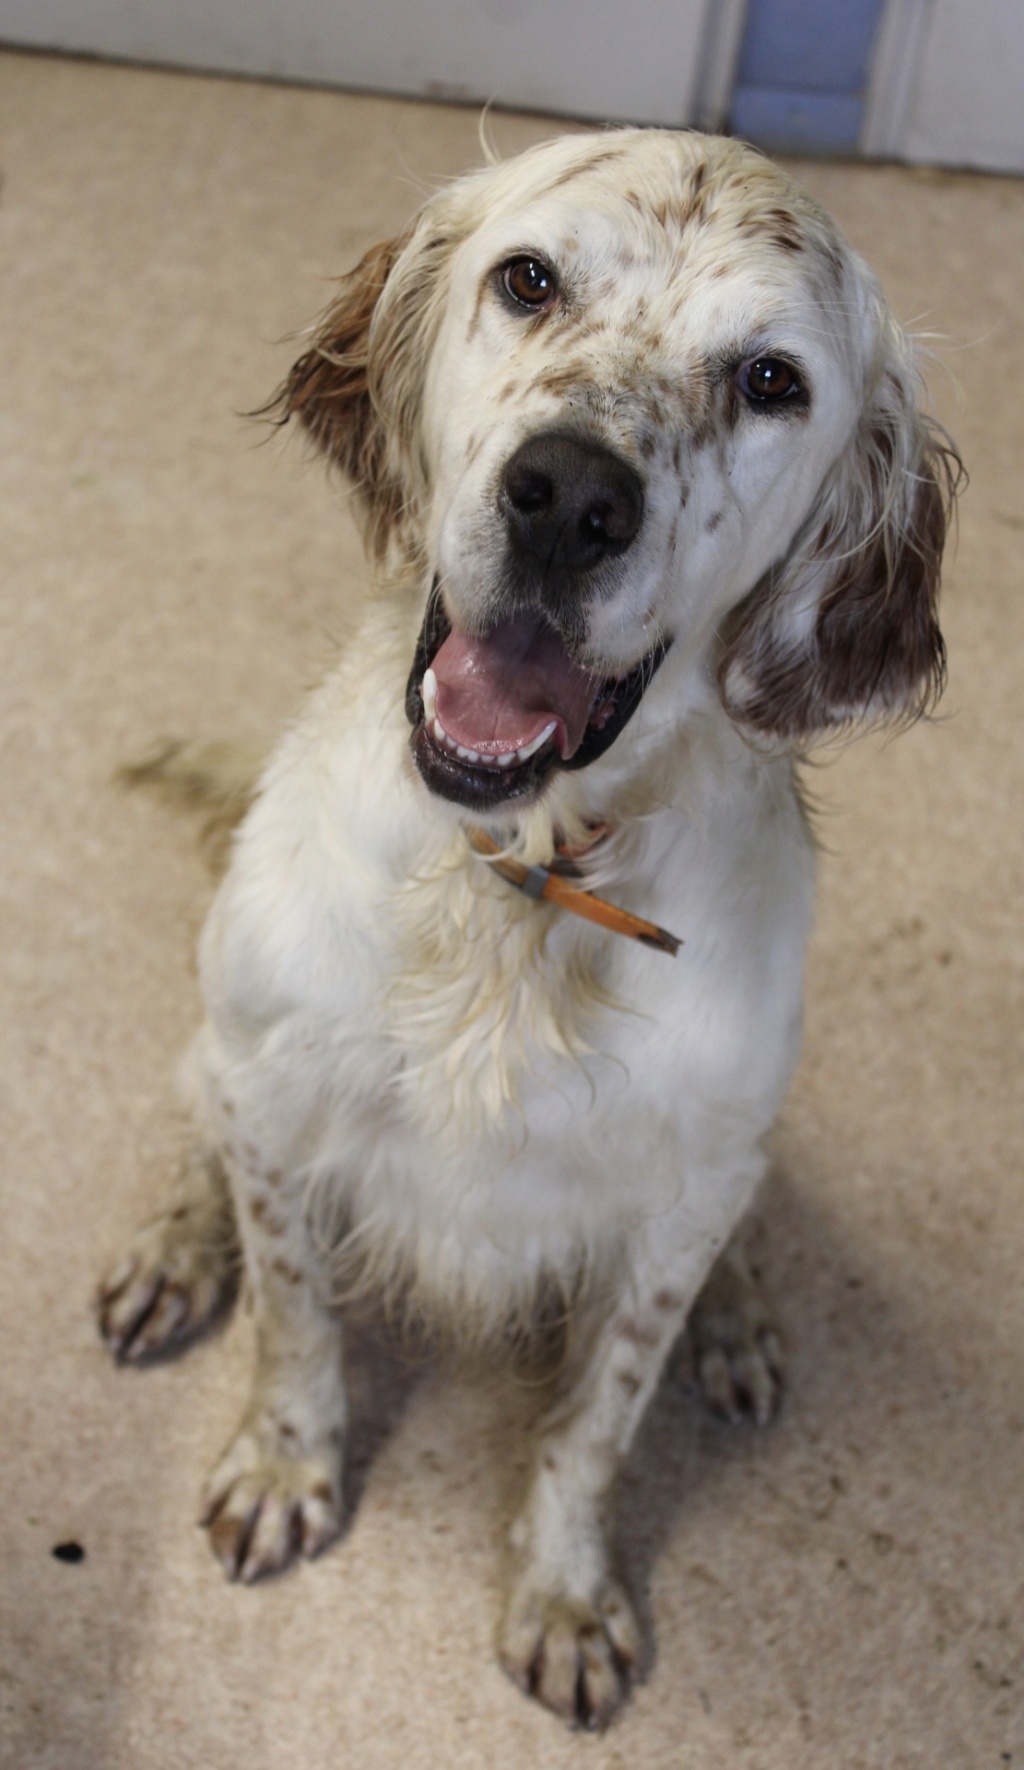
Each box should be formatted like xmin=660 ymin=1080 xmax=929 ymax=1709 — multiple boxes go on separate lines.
xmin=338 ymin=1313 xmax=435 ymax=1520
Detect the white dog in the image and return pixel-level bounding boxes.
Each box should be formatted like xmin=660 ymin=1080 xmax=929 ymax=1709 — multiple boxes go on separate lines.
xmin=98 ymin=129 xmax=958 ymax=1727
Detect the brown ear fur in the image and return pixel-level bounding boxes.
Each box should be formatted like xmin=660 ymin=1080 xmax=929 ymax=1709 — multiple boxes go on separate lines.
xmin=271 ymin=234 xmax=412 ymax=561
xmin=719 ymin=380 xmax=962 ymax=744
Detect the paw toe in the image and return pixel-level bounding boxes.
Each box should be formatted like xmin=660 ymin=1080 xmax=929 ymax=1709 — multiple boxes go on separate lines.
xmin=695 ymin=1326 xmax=784 ymax=1426
xmin=200 ymin=1435 xmax=341 ymax=1583
xmin=96 ymin=1215 xmax=232 ymax=1361
xmin=500 ymin=1579 xmax=639 ymax=1729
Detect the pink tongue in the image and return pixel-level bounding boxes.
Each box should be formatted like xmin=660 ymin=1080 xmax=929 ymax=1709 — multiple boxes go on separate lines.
xmin=430 ymin=611 xmax=600 ymax=761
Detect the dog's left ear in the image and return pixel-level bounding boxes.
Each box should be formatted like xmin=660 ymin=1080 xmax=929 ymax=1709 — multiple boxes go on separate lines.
xmin=719 ymin=330 xmax=962 ymax=743
xmin=271 ymin=220 xmax=451 ymax=562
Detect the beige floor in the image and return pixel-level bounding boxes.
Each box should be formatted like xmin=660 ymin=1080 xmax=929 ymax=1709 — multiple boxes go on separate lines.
xmin=1 ymin=47 xmax=1021 ymax=1770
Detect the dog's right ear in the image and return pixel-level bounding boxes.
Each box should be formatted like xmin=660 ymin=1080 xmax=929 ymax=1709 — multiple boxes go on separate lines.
xmin=271 ymin=235 xmax=409 ymax=560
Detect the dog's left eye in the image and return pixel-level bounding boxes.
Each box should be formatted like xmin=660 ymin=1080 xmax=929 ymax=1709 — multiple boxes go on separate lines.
xmin=737 ymin=357 xmax=807 ymax=408
xmin=501 ymin=257 xmax=558 ymax=310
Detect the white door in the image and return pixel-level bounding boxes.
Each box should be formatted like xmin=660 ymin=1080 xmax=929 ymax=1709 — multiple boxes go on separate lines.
xmin=0 ymin=0 xmax=734 ymax=128
xmin=865 ymin=0 xmax=1024 ymax=172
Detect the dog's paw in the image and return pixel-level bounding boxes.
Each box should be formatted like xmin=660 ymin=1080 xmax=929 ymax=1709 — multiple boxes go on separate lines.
xmin=96 ymin=1209 xmax=235 ymax=1361
xmin=200 ymin=1426 xmax=342 ymax=1583
xmin=499 ymin=1573 xmax=641 ymax=1729
xmin=685 ymin=1250 xmax=784 ymax=1427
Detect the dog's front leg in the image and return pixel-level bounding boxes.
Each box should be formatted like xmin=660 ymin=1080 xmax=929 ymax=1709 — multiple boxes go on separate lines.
xmin=199 ymin=1140 xmax=346 ymax=1583
xmin=500 ymin=1228 xmax=723 ymax=1728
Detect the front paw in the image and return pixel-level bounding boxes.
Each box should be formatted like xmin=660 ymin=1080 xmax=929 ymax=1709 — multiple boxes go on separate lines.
xmin=499 ymin=1571 xmax=641 ymax=1729
xmin=200 ymin=1423 xmax=342 ymax=1583
xmin=96 ymin=1209 xmax=235 ymax=1361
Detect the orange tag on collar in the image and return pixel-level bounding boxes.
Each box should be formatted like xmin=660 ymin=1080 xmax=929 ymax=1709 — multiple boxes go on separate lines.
xmin=466 ymin=827 xmax=681 ymax=957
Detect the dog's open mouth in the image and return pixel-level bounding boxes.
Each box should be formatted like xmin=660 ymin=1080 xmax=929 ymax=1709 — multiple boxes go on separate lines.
xmin=405 ymin=589 xmax=668 ymax=811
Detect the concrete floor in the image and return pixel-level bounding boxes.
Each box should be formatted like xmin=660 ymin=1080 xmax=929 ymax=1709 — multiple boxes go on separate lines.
xmin=0 ymin=48 xmax=1021 ymax=1770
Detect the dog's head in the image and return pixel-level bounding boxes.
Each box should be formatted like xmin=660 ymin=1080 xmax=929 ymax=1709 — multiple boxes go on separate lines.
xmin=275 ymin=131 xmax=959 ymax=812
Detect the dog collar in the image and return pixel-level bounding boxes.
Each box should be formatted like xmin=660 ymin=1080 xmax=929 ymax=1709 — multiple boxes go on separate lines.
xmin=465 ymin=826 xmax=681 ymax=956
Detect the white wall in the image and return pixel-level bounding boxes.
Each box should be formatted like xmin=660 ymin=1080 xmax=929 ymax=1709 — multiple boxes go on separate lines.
xmin=0 ymin=0 xmax=717 ymax=126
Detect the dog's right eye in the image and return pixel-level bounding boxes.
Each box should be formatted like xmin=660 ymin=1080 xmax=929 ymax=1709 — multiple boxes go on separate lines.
xmin=500 ymin=257 xmax=558 ymax=311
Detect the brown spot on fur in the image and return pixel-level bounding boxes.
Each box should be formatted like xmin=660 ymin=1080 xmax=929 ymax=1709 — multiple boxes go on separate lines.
xmin=767 ymin=208 xmax=805 ymax=254
xmin=654 ymin=1289 xmax=684 ymax=1312
xmin=706 ymin=509 xmax=725 ymax=533
xmin=619 ymin=1318 xmax=661 ymax=1348
xmin=311 ymin=1481 xmax=335 ymax=1505
xmin=719 ymin=418 xmax=958 ymax=739
xmin=278 ymin=1421 xmax=298 ymax=1441
xmin=543 ymin=1452 xmax=558 ymax=1471
xmin=543 ymin=143 xmax=630 ymax=193
xmin=221 ymin=1099 xmax=235 ymax=1119
xmin=271 ymin=1258 xmax=303 ymax=1285
xmin=250 ymin=1195 xmax=288 ymax=1237
xmin=617 ymin=1368 xmax=642 ymax=1396
xmin=528 ymin=362 xmax=592 ymax=401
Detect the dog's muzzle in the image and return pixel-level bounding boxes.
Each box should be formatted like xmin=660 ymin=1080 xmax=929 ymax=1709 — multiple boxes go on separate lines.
xmin=404 ymin=429 xmax=664 ymax=814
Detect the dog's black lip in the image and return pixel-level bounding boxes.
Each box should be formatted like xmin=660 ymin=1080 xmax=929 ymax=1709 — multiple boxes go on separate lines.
xmin=405 ymin=583 xmax=669 ymax=809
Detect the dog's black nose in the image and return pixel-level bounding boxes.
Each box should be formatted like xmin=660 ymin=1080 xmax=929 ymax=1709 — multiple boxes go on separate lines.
xmin=500 ymin=432 xmax=644 ymax=580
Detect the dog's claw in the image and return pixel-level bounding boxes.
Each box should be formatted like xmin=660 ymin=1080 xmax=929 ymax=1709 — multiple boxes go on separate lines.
xmin=694 ymin=1327 xmax=784 ymax=1426
xmin=200 ymin=1428 xmax=342 ymax=1582
xmin=96 ymin=1210 xmax=234 ymax=1361
xmin=500 ymin=1577 xmax=641 ymax=1728
xmin=685 ymin=1248 xmax=785 ymax=1427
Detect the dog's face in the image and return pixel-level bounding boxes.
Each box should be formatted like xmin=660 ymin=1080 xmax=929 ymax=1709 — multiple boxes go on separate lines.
xmin=279 ymin=132 xmax=957 ymax=814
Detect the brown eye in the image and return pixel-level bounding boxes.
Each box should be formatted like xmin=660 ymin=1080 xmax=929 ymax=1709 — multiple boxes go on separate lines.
xmin=501 ymin=257 xmax=558 ymax=310
xmin=739 ymin=357 xmax=806 ymax=406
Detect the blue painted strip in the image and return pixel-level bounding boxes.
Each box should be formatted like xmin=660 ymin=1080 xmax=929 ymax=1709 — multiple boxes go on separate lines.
xmin=735 ymin=0 xmax=887 ymax=94
xmin=729 ymin=87 xmax=866 ymax=154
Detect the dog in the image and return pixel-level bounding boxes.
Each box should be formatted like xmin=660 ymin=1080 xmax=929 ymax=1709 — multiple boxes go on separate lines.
xmin=97 ymin=128 xmax=959 ymax=1728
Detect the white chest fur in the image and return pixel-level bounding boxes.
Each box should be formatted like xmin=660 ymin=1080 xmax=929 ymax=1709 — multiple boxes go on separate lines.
xmin=188 ymin=600 xmax=815 ymax=1335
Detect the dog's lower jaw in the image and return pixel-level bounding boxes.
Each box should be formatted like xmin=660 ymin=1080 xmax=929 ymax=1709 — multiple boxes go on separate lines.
xmin=409 ymin=718 xmax=559 ymax=812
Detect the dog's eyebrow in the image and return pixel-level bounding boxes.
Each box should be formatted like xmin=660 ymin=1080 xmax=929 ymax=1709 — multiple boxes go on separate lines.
xmin=537 ymin=142 xmax=634 ymax=196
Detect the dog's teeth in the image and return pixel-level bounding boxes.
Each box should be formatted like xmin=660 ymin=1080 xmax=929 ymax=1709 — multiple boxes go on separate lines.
xmin=428 ymin=708 xmax=554 ymax=770
xmin=514 ymin=721 xmax=558 ymax=764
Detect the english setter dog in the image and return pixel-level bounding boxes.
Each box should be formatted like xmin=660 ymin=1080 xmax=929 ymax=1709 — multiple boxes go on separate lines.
xmin=98 ymin=129 xmax=958 ymax=1727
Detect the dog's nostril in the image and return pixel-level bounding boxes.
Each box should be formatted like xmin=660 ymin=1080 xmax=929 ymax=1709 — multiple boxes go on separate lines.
xmin=585 ymin=495 xmax=640 ymax=545
xmin=507 ymin=468 xmax=555 ymax=515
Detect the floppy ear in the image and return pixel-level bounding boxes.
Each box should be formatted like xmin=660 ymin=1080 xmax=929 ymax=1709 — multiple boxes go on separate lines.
xmin=719 ymin=336 xmax=962 ymax=743
xmin=271 ymin=221 xmax=452 ymax=562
